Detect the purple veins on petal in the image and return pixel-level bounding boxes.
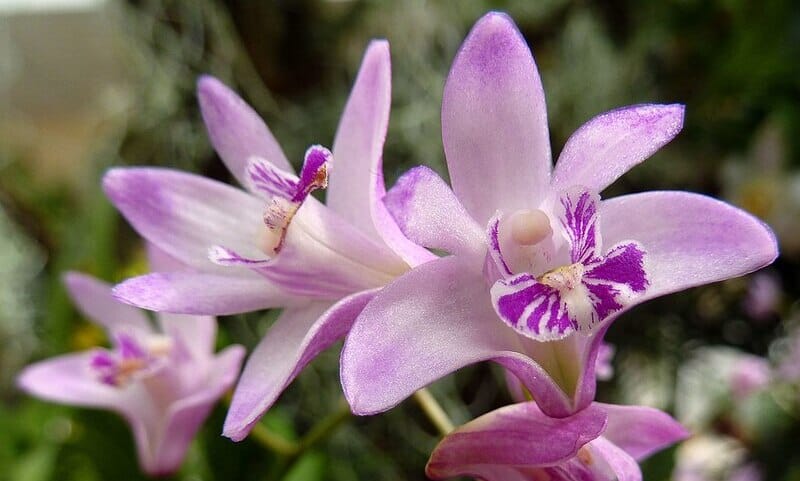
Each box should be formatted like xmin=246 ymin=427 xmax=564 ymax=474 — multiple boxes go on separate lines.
xmin=208 ymin=245 xmax=270 ymax=267
xmin=487 ymin=213 xmax=513 ymax=276
xmin=560 ymin=188 xmax=601 ymax=264
xmin=491 ymin=274 xmax=576 ymax=341
xmin=295 ymin=145 xmax=332 ymax=202
xmin=246 ymin=157 xmax=298 ymax=200
xmin=584 ymin=242 xmax=647 ymax=292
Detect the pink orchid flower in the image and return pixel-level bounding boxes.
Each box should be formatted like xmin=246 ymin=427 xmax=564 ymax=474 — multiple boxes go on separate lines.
xmin=426 ymin=401 xmax=688 ymax=481
xmin=104 ymin=42 xmax=432 ymax=441
xmin=17 ymin=247 xmax=244 ymax=476
xmin=340 ymin=12 xmax=777 ymax=418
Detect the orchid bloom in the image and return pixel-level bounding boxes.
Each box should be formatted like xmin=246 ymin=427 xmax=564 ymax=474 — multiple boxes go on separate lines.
xmin=16 ymin=248 xmax=244 ymax=476
xmin=340 ymin=12 xmax=777 ymax=418
xmin=104 ymin=41 xmax=432 ymax=441
xmin=426 ymin=401 xmax=688 ymax=481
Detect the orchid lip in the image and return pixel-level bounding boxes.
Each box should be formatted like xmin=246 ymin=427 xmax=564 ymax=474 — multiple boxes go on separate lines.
xmin=89 ymin=333 xmax=174 ymax=387
xmin=490 ymin=188 xmax=649 ymax=342
xmin=208 ymin=145 xmax=333 ymax=267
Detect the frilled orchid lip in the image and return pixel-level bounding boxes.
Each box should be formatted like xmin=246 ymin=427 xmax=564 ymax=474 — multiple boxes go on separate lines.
xmin=208 ymin=145 xmax=333 ymax=266
xmin=489 ymin=188 xmax=649 ymax=341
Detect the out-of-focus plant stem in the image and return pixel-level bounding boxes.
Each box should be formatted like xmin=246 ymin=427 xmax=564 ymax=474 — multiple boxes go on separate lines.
xmin=247 ymin=397 xmax=353 ymax=458
xmin=413 ymin=388 xmax=454 ymax=436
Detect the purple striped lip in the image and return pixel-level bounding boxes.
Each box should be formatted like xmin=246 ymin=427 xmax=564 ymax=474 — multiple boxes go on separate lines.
xmin=489 ymin=188 xmax=648 ymax=341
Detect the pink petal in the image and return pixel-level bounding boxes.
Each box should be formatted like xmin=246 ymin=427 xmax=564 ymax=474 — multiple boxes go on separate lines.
xmin=103 ymin=167 xmax=265 ymax=273
xmin=146 ymin=243 xmax=189 ymax=273
xmin=442 ymin=12 xmax=552 ymax=225
xmin=326 ymin=41 xmax=431 ymax=266
xmin=328 ymin=41 xmax=391 ymax=240
xmin=63 ymin=272 xmax=151 ymax=336
xmin=113 ymin=272 xmax=294 ymax=315
xmin=600 ymin=403 xmax=690 ymax=461
xmin=586 ymin=437 xmax=642 ymax=481
xmin=425 ymin=402 xmax=607 ymax=480
xmin=601 ymin=191 xmax=778 ymax=302
xmin=224 ymin=290 xmax=378 ymax=441
xmin=16 ymin=351 xmax=130 ymax=409
xmin=197 ymin=75 xmax=292 ymax=187
xmin=340 ymin=256 xmax=576 ymax=417
xmin=551 ymin=104 xmax=685 ymax=193
xmin=145 ymin=345 xmax=245 ymax=476
xmin=157 ymin=312 xmax=217 ymax=361
xmin=383 ymin=166 xmax=485 ymax=259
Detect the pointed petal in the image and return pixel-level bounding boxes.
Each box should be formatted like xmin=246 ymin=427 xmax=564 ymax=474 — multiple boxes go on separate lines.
xmin=425 ymin=402 xmax=607 ymax=480
xmin=147 ymin=345 xmax=245 ymax=476
xmin=328 ymin=40 xmax=391 ymax=236
xmin=103 ymin=167 xmax=265 ymax=273
xmin=326 ymin=42 xmax=431 ymax=266
xmin=552 ymin=104 xmax=685 ymax=193
xmin=224 ymin=290 xmax=377 ymax=441
xmin=600 ymin=403 xmax=690 ymax=461
xmin=383 ymin=166 xmax=485 ymax=259
xmin=17 ymin=351 xmax=130 ymax=409
xmin=442 ymin=12 xmax=552 ymax=224
xmin=113 ymin=272 xmax=294 ymax=315
xmin=601 ymin=191 xmax=778 ymax=301
xmin=341 ymin=256 xmax=575 ymax=417
xmin=63 ymin=272 xmax=151 ymax=336
xmin=197 ymin=75 xmax=292 ymax=187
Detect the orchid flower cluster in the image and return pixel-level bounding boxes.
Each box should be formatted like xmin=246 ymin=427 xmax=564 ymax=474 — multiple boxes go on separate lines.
xmin=18 ymin=12 xmax=778 ymax=480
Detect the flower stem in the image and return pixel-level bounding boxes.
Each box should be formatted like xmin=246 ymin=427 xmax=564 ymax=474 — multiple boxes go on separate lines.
xmin=297 ymin=398 xmax=352 ymax=451
xmin=249 ymin=423 xmax=300 ymax=457
xmin=413 ymin=388 xmax=454 ymax=436
xmin=244 ymin=397 xmax=352 ymax=458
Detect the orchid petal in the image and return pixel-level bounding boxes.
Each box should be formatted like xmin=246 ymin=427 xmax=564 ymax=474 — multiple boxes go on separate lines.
xmin=147 ymin=345 xmax=244 ymax=475
xmin=63 ymin=272 xmax=151 ymax=336
xmin=328 ymin=40 xmax=390 ymax=237
xmin=157 ymin=312 xmax=216 ymax=361
xmin=586 ymin=437 xmax=642 ymax=481
xmin=600 ymin=403 xmax=690 ymax=461
xmin=383 ymin=166 xmax=484 ymax=259
xmin=425 ymin=402 xmax=607 ymax=480
xmin=601 ymin=191 xmax=778 ymax=301
xmin=146 ymin=243 xmax=189 ymax=273
xmin=16 ymin=351 xmax=130 ymax=409
xmin=225 ymin=290 xmax=377 ymax=441
xmin=113 ymin=272 xmax=294 ymax=315
xmin=341 ymin=256 xmax=576 ymax=417
xmin=197 ymin=75 xmax=292 ymax=187
xmin=103 ymin=167 xmax=265 ymax=273
xmin=551 ymin=104 xmax=685 ymax=193
xmin=442 ymin=12 xmax=552 ymax=224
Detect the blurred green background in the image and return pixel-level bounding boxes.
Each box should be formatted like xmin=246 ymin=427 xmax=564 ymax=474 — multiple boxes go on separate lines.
xmin=1 ymin=0 xmax=800 ymax=480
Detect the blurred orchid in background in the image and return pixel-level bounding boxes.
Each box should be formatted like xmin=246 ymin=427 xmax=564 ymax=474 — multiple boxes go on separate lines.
xmin=16 ymin=247 xmax=244 ymax=476
xmin=104 ymin=40 xmax=433 ymax=441
xmin=341 ymin=11 xmax=777 ymax=419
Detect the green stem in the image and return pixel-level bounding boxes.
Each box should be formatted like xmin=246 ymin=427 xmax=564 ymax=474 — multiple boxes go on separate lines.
xmin=413 ymin=388 xmax=455 ymax=436
xmin=297 ymin=398 xmax=352 ymax=451
xmin=249 ymin=422 xmax=300 ymax=457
